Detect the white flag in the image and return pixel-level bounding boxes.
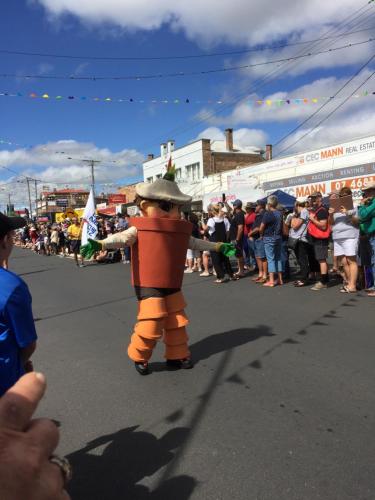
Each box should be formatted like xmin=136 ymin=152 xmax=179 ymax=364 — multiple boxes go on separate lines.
xmin=81 ymin=189 xmax=98 ymax=245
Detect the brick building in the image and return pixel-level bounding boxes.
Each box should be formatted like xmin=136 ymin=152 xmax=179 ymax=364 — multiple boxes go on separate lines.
xmin=37 ymin=188 xmax=108 ymax=219
xmin=143 ymin=129 xmax=266 ymax=184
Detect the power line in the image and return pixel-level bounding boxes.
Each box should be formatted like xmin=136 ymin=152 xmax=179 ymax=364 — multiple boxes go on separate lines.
xmin=1 ymin=27 xmax=375 ymax=61
xmin=1 ymin=38 xmax=373 ymax=81
xmin=273 ymin=52 xmax=375 ymax=151
xmin=275 ymin=63 xmax=375 ymax=156
xmin=132 ymin=2 xmax=375 ymax=151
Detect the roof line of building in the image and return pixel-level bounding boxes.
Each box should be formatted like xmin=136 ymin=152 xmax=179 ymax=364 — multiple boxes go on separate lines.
xmin=273 ymin=132 xmax=375 ymax=162
xmin=143 ymin=138 xmax=205 ymax=163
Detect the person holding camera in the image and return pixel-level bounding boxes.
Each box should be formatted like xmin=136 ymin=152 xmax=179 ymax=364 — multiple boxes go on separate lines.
xmin=358 ymin=180 xmax=375 ymax=297
xmin=307 ymin=192 xmax=331 ymax=291
xmin=328 ymin=187 xmax=359 ymax=293
xmin=206 ymin=204 xmax=235 ymax=283
xmin=289 ymin=201 xmax=312 ymax=286
xmin=229 ymin=199 xmax=246 ymax=277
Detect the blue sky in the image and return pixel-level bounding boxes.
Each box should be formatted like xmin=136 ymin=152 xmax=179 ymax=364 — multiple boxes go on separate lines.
xmin=1 ymin=0 xmax=375 ymax=207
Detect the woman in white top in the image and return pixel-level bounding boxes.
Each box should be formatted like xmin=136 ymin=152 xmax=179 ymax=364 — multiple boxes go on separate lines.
xmin=289 ymin=201 xmax=312 ymax=286
xmin=206 ymin=204 xmax=235 ymax=283
xmin=328 ymin=187 xmax=359 ymax=293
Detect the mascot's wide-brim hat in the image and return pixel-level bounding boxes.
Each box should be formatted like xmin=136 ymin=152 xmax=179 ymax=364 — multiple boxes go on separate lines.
xmin=136 ymin=157 xmax=193 ymax=206
xmin=136 ymin=178 xmax=192 ymax=204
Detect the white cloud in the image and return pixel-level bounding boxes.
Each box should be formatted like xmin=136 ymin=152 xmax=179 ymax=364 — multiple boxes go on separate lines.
xmin=35 ymin=0 xmax=366 ymax=48
xmin=0 ymin=140 xmax=143 ymax=206
xmin=197 ymin=127 xmax=268 ymax=150
xmin=199 ymin=71 xmax=375 ymax=128
xmin=195 ymin=71 xmax=375 ymax=157
xmin=274 ymin=107 xmax=375 ymax=155
xmin=37 ymin=62 xmax=54 ymax=75
xmin=235 ymin=28 xmax=375 ymax=81
xmin=72 ymin=62 xmax=90 ymax=76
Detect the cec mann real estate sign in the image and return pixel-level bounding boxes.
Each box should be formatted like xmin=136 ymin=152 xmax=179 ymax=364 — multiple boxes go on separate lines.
xmin=237 ymin=136 xmax=375 ymax=200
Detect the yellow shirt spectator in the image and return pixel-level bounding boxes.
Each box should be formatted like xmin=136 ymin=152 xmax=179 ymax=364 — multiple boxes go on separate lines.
xmin=67 ymin=223 xmax=82 ymax=240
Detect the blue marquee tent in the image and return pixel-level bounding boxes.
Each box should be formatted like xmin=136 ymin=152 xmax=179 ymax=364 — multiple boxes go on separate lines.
xmin=260 ymin=190 xmax=296 ymax=210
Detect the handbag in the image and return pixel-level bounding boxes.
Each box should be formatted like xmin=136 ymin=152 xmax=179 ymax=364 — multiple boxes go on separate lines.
xmin=287 ymin=219 xmax=308 ymax=250
xmin=307 ymin=207 xmax=331 ymax=239
xmin=287 ymin=236 xmax=299 ymax=250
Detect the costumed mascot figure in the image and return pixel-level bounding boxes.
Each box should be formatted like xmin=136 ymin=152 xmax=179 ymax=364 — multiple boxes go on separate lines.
xmin=81 ymin=161 xmax=235 ymax=375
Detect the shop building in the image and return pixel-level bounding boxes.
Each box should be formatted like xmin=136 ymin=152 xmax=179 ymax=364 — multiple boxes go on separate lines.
xmin=218 ymin=134 xmax=375 ymax=204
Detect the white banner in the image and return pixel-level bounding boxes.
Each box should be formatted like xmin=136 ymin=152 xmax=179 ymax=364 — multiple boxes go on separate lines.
xmin=81 ymin=189 xmax=98 ymax=245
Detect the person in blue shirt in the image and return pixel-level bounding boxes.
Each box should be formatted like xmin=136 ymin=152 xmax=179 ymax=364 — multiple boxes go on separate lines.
xmin=259 ymin=195 xmax=283 ymax=287
xmin=0 ymin=212 xmax=37 ymax=396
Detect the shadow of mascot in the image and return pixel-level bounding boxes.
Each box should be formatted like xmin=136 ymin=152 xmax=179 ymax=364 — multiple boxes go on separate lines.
xmin=67 ymin=426 xmax=196 ymax=500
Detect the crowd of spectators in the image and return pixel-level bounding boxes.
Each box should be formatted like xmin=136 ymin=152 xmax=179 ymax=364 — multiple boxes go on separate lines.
xmin=183 ymin=182 xmax=375 ymax=296
xmin=16 ymin=213 xmax=131 ymax=266
xmin=13 ymin=182 xmax=375 ymax=296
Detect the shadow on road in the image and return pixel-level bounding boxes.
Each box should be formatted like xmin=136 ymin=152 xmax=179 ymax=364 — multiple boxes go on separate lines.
xmin=150 ymin=326 xmax=274 ymax=372
xmin=67 ymin=426 xmax=197 ymax=500
xmin=19 ymin=268 xmax=55 ymax=277
xmin=190 ymin=326 xmax=275 ymax=362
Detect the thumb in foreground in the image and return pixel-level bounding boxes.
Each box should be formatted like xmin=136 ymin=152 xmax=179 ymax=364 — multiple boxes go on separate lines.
xmin=0 ymin=372 xmax=46 ymax=431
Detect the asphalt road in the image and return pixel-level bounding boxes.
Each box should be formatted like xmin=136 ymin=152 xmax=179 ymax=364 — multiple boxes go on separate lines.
xmin=11 ymin=248 xmax=375 ymax=500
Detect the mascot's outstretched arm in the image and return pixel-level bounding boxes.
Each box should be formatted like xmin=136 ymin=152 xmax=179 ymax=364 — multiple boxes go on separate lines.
xmin=188 ymin=236 xmax=235 ymax=257
xmin=80 ymin=227 xmax=138 ymax=259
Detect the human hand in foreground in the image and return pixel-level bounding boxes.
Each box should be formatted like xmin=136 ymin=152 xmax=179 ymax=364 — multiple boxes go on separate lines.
xmin=218 ymin=243 xmax=236 ymax=257
xmin=80 ymin=239 xmax=102 ymax=259
xmin=0 ymin=373 xmax=71 ymax=500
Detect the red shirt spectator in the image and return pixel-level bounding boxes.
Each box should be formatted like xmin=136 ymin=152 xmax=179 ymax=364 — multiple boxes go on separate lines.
xmin=244 ymin=203 xmax=256 ymax=237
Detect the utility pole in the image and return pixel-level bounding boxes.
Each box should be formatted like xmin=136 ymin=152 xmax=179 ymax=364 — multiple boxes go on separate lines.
xmin=81 ymin=159 xmax=101 ymax=200
xmin=34 ymin=179 xmax=39 ymax=218
xmin=26 ymin=177 xmax=32 ymax=220
xmin=8 ymin=193 xmax=11 ymax=216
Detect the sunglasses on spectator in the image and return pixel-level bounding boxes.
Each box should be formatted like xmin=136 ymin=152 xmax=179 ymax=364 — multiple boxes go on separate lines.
xmin=157 ymin=200 xmax=178 ymax=212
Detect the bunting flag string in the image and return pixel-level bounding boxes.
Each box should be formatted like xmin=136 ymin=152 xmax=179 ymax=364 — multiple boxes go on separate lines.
xmin=0 ymin=90 xmax=374 ymax=106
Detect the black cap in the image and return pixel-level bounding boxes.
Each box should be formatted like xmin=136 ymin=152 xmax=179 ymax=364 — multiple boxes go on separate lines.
xmin=0 ymin=212 xmax=27 ymax=238
xmin=308 ymin=191 xmax=322 ymax=199
xmin=256 ymin=199 xmax=266 ymax=208
xmin=245 ymin=202 xmax=256 ymax=209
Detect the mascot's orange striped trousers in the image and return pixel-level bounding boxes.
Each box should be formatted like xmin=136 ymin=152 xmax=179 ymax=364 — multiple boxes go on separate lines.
xmin=128 ymin=289 xmax=189 ymax=362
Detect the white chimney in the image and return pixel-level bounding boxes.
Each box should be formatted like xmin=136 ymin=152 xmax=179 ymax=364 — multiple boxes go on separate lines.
xmin=225 ymin=128 xmax=234 ymax=151
xmin=160 ymin=143 xmax=167 ymax=157
xmin=167 ymin=140 xmax=175 ymax=154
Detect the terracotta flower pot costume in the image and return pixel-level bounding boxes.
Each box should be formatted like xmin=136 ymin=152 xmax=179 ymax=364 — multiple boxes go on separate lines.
xmin=81 ymin=166 xmax=232 ymax=371
xmin=127 ymin=216 xmax=193 ymax=363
